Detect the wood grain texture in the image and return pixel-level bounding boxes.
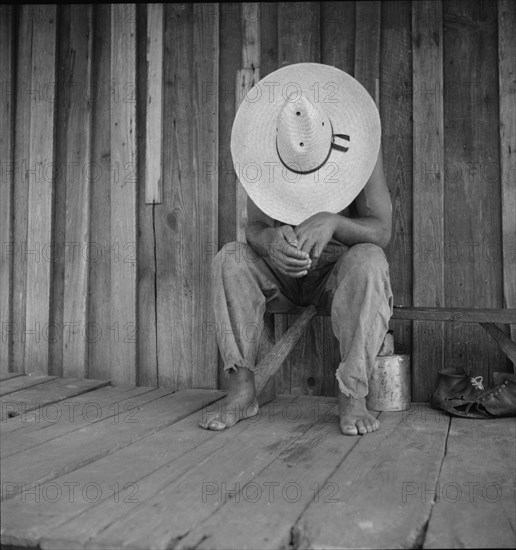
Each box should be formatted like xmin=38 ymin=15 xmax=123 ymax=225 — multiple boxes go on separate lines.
xmin=24 ymin=5 xmax=57 ymax=374
xmin=110 ymin=4 xmax=138 ymax=385
xmin=137 ymin=4 xmax=158 ymax=387
xmin=255 ymin=305 xmax=317 ymax=394
xmin=145 ymin=3 xmax=163 ymax=204
xmin=62 ymin=5 xmax=93 ymax=378
xmin=1 ymin=390 xmax=225 ymax=548
xmin=380 ymin=1 xmax=413 ymax=355
xmin=443 ymin=0 xmax=506 ymax=381
xmin=0 ymin=374 xmax=56 ymax=397
xmin=424 ymin=416 xmax=516 ymax=548
xmin=321 ymin=1 xmax=355 ymax=73
xmin=479 ymin=322 xmax=516 ymax=366
xmin=88 ymin=4 xmax=112 ymax=380
xmin=412 ymin=0 xmax=445 ymax=400
xmin=217 ymin=3 xmax=242 ymax=251
xmin=241 ymin=2 xmax=260 ymax=69
xmin=0 ymin=5 xmax=14 ymax=373
xmin=259 ymin=1 xmax=278 ymax=79
xmin=177 ymin=398 xmax=359 ymax=550
xmin=11 ymin=6 xmax=33 ymax=375
xmin=156 ymin=4 xmax=218 ymax=390
xmin=235 ymin=68 xmax=259 ymax=242
xmin=278 ymin=2 xmax=320 ymax=67
xmin=1 ymin=385 xmax=153 ymax=458
xmin=293 ymin=407 xmax=450 ymax=549
xmin=0 ymin=388 xmax=219 ymax=498
xmin=65 ymin=397 xmax=326 ymax=549
xmin=354 ymin=1 xmax=381 ymax=98
xmin=498 ymin=0 xmax=516 ymax=345
xmin=0 ymin=377 xmax=108 ymax=421
xmin=393 ymin=306 xmax=516 ymax=323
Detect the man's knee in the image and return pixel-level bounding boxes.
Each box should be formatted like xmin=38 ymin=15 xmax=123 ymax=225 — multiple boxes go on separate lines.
xmin=212 ymin=241 xmax=259 ymax=273
xmin=337 ymin=243 xmax=389 ymax=282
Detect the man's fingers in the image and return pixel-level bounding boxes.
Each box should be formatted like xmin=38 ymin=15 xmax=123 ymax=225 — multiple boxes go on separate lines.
xmin=279 ymin=242 xmax=310 ymax=260
xmin=281 ymin=225 xmax=299 ymax=247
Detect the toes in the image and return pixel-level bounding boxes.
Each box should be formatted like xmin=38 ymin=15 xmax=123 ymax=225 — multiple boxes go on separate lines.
xmin=340 ymin=417 xmax=359 ymax=436
xmin=356 ymin=420 xmax=367 ymax=435
xmin=207 ymin=419 xmax=226 ymax=431
xmin=341 ymin=423 xmax=359 ymax=436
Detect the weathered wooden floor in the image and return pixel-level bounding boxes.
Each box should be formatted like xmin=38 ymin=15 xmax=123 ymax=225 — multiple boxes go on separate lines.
xmin=0 ymin=373 xmax=514 ymax=550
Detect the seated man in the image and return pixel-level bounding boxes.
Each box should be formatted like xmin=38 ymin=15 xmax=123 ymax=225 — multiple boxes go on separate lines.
xmin=200 ymin=62 xmax=393 ymax=435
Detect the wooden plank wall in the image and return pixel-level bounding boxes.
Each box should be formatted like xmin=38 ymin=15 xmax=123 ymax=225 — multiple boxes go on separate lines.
xmin=1 ymin=2 xmax=514 ymax=401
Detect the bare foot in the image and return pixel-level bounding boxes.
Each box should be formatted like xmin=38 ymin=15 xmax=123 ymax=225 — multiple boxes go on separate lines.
xmin=338 ymin=392 xmax=379 ymax=436
xmin=199 ymin=367 xmax=258 ymax=431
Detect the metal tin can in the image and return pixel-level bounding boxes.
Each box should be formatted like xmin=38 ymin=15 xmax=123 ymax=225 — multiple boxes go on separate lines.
xmin=366 ymin=354 xmax=411 ymax=412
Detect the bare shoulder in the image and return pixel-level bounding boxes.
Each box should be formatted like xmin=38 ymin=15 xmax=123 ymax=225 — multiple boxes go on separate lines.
xmin=354 ymin=146 xmax=392 ymax=221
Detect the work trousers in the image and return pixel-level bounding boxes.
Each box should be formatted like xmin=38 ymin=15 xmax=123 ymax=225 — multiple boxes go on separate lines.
xmin=212 ymin=241 xmax=393 ymax=398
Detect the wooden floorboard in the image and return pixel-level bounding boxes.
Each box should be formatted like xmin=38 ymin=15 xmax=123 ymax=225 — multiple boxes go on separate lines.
xmin=0 ymin=389 xmax=224 ymax=502
xmin=41 ymin=396 xmax=334 ymax=550
xmin=423 ymin=416 xmax=516 ymax=549
xmin=292 ymin=406 xmax=451 ymax=549
xmin=0 ymin=377 xmax=109 ymax=421
xmin=177 ymin=400 xmax=377 ymax=550
xmin=1 ymin=385 xmax=157 ymax=458
xmin=0 ymin=375 xmax=57 ymax=397
xmin=1 ymin=383 xmax=514 ymax=550
xmin=0 ymin=373 xmax=25 ymax=382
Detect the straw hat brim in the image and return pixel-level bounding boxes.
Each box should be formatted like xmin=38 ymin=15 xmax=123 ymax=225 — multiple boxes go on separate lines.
xmin=231 ymin=63 xmax=381 ymax=225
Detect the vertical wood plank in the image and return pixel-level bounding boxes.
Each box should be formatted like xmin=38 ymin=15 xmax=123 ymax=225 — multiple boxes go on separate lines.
xmin=275 ymin=2 xmax=321 ymax=396
xmin=137 ymin=4 xmax=158 ymax=387
xmin=322 ymin=2 xmax=355 ymax=74
xmin=241 ymin=2 xmax=260 ymax=69
xmin=354 ymin=1 xmax=381 ymax=98
xmin=191 ymin=2 xmax=219 ymax=388
xmin=88 ymin=4 xmax=112 ymax=380
xmin=11 ymin=6 xmax=33 ymax=374
xmin=24 ymin=5 xmax=57 ymax=374
xmin=217 ymin=3 xmax=242 ymax=390
xmin=110 ymin=3 xmax=137 ymax=385
xmin=157 ymin=3 xmax=218 ymax=390
xmin=443 ymin=0 xmax=506 ymax=382
xmin=278 ymin=2 xmax=320 ymax=67
xmin=380 ymin=1 xmax=413 ymax=356
xmin=412 ymin=0 xmax=445 ymax=400
xmin=259 ymin=2 xmax=278 ymax=80
xmin=218 ymin=3 xmax=242 ymax=250
xmin=235 ymin=67 xmax=259 ymax=242
xmin=235 ymin=3 xmax=260 ymax=243
xmin=498 ymin=0 xmax=516 ymax=350
xmin=145 ymin=3 xmax=163 ymax=204
xmin=319 ymin=1 xmax=356 ymax=397
xmin=0 ymin=6 xmax=14 ymax=373
xmin=61 ymin=5 xmax=93 ymax=378
xmin=49 ymin=4 xmax=68 ymax=378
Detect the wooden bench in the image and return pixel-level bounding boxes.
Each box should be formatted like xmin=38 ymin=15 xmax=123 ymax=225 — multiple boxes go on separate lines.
xmin=254 ymin=307 xmax=516 ymax=397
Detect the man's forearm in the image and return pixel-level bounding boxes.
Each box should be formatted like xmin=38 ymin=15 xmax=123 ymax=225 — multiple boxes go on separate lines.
xmin=330 ymin=214 xmax=391 ymax=249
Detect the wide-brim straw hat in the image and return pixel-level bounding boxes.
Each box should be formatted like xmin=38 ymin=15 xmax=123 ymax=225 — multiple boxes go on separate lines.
xmin=231 ymin=62 xmax=381 ymax=225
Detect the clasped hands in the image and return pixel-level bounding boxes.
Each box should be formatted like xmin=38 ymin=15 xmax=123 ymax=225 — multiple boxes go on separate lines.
xmin=267 ymin=212 xmax=336 ymax=278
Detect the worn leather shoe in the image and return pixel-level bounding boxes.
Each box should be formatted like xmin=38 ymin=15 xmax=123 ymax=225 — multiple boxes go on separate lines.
xmin=455 ymin=371 xmax=516 ymax=419
xmin=430 ymin=368 xmax=486 ymax=415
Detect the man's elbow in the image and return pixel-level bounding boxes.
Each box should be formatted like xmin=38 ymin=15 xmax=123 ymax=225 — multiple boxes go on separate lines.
xmin=376 ymin=221 xmax=392 ymax=249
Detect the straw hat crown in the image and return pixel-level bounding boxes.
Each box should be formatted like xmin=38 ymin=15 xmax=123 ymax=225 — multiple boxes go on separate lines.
xmin=276 ymin=94 xmax=333 ymax=174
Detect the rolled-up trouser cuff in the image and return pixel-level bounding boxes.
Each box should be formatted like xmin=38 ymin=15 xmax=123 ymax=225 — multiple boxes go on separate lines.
xmin=335 ymin=363 xmax=368 ymax=400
